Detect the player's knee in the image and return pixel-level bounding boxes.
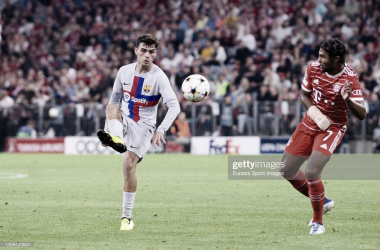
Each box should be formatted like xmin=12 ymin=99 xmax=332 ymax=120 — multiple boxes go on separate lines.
xmin=280 ymin=165 xmax=296 ymax=180
xmin=280 ymin=155 xmax=296 ymax=179
xmin=106 ymin=104 xmax=116 ymax=113
xmin=123 ymin=161 xmax=136 ymax=176
xmin=305 ymin=167 xmax=321 ymax=180
xmin=106 ymin=104 xmax=122 ymax=121
xmin=278 ymin=163 xmax=286 ymax=174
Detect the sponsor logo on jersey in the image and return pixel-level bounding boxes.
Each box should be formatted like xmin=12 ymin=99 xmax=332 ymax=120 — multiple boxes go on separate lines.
xmin=123 ymin=92 xmax=130 ymax=101
xmin=320 ymin=144 xmax=327 ymax=149
xmin=352 ymin=89 xmax=362 ymax=96
xmin=313 ymin=79 xmax=319 ymax=84
xmin=143 ymin=84 xmax=151 ymax=93
xmin=313 ymin=89 xmax=322 ymax=102
xmin=123 ymin=92 xmax=148 ymax=105
xmin=333 ymin=84 xmax=340 ymax=93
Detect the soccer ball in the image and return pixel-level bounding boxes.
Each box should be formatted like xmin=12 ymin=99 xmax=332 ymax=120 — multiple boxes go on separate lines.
xmin=181 ymin=74 xmax=210 ymax=102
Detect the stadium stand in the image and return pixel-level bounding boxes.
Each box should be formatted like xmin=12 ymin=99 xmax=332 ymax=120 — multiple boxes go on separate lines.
xmin=0 ymin=0 xmax=380 ymax=151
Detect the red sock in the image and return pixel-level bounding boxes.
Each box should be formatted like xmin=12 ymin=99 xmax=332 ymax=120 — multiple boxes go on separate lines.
xmin=286 ymin=170 xmax=309 ymax=197
xmin=307 ymin=177 xmax=325 ymax=224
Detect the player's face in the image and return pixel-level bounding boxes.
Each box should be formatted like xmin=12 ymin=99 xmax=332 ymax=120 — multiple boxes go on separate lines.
xmin=135 ymin=43 xmax=157 ymax=67
xmin=318 ymin=49 xmax=333 ymax=72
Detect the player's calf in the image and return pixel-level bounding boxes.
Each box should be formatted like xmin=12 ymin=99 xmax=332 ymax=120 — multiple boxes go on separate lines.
xmin=308 ymin=197 xmax=334 ymax=226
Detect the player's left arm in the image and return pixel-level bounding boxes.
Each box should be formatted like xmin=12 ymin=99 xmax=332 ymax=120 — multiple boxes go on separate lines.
xmin=341 ymin=80 xmax=366 ymax=120
xmin=152 ymin=73 xmax=181 ymax=146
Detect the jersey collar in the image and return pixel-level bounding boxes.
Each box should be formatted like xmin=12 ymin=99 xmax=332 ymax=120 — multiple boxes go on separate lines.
xmin=325 ymin=64 xmax=347 ymax=78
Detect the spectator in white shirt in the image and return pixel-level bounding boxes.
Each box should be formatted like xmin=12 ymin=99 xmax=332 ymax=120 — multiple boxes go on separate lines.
xmin=242 ymin=29 xmax=256 ymax=52
xmin=160 ymin=50 xmax=177 ymax=72
xmin=213 ymin=40 xmax=227 ymax=65
xmin=0 ymin=90 xmax=14 ymax=109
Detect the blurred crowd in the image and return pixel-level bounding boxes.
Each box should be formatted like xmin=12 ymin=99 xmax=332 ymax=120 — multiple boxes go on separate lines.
xmin=0 ymin=0 xmax=380 ymax=140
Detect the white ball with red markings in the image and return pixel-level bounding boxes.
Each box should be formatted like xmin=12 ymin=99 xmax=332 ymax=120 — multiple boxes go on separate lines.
xmin=181 ymin=74 xmax=210 ymax=102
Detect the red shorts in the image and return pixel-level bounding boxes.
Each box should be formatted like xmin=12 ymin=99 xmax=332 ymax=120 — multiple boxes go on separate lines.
xmin=285 ymin=116 xmax=346 ymax=157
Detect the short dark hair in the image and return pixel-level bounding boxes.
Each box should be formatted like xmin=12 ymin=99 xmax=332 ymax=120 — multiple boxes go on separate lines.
xmin=135 ymin=34 xmax=160 ymax=49
xmin=320 ymin=38 xmax=347 ymax=64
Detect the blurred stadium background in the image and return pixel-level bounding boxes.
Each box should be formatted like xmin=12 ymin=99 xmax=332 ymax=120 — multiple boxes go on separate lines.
xmin=1 ymin=0 xmax=380 ymax=154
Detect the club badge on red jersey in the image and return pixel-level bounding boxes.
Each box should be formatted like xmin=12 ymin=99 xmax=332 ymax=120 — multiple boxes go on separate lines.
xmin=333 ymin=84 xmax=340 ymax=93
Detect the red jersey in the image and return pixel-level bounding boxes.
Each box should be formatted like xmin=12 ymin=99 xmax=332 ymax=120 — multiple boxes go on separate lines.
xmin=302 ymin=61 xmax=363 ymax=126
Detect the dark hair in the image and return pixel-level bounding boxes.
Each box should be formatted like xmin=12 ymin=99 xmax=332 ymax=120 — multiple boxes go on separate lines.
xmin=135 ymin=34 xmax=160 ymax=49
xmin=320 ymin=38 xmax=347 ymax=64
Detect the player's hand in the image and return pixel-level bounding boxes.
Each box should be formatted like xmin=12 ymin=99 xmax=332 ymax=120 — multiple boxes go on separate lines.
xmin=152 ymin=131 xmax=166 ymax=146
xmin=308 ymin=106 xmax=331 ymax=131
xmin=341 ymin=82 xmax=353 ymax=101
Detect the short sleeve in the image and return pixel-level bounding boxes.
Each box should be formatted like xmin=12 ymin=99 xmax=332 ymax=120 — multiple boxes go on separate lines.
xmin=302 ymin=63 xmax=313 ymax=92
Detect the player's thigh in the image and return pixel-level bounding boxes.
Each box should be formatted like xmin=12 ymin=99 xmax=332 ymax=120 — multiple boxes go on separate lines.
xmin=284 ymin=123 xmax=315 ymax=158
xmin=312 ymin=126 xmax=346 ymax=157
xmin=281 ymin=151 xmax=307 ymax=179
xmin=106 ymin=104 xmax=122 ymax=121
xmin=124 ymin=120 xmax=154 ymax=160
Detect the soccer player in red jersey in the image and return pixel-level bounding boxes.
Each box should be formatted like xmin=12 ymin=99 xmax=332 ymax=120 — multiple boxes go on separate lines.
xmin=280 ymin=38 xmax=366 ymax=234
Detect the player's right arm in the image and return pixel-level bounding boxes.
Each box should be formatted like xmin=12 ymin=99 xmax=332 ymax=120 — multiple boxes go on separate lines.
xmin=301 ymin=63 xmax=331 ymax=131
xmin=300 ymin=88 xmax=314 ymax=110
xmin=107 ymin=67 xmax=123 ymax=109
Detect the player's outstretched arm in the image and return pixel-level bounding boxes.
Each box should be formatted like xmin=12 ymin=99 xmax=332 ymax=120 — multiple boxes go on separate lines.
xmin=341 ymin=82 xmax=366 ymax=120
xmin=300 ymin=89 xmax=331 ymax=131
xmin=153 ymin=99 xmax=180 ymax=146
xmin=154 ymin=71 xmax=181 ymax=146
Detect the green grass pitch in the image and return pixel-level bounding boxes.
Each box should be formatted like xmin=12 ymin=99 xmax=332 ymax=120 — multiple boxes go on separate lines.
xmin=1 ymin=154 xmax=380 ymax=249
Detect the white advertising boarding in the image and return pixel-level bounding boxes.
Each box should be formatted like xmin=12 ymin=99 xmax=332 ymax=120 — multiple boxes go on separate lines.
xmin=191 ymin=136 xmax=261 ymax=155
xmin=65 ymin=136 xmax=120 ymax=155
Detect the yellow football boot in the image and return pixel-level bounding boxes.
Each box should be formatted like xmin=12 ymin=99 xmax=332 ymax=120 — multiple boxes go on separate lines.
xmin=120 ymin=218 xmax=134 ymax=231
xmin=97 ymin=129 xmax=126 ymax=153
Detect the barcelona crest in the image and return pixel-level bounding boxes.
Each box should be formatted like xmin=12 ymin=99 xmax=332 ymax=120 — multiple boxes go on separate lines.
xmin=143 ymin=84 xmax=151 ymax=93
